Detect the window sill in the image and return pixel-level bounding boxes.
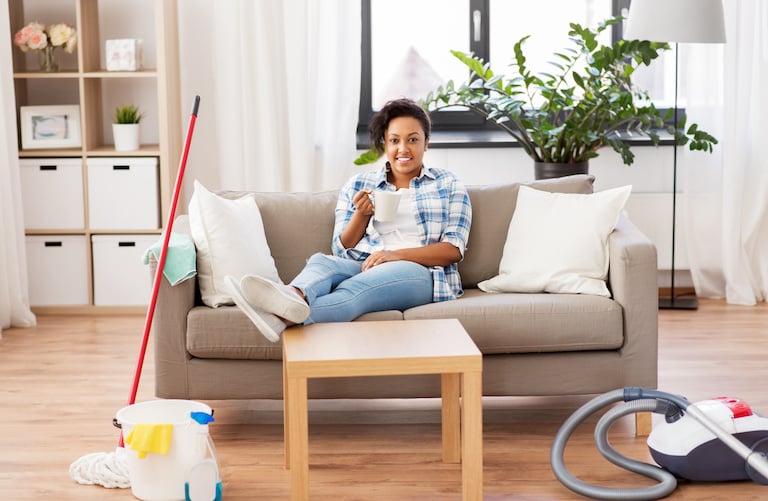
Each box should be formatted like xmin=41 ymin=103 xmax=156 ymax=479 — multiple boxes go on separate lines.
xmin=356 ymin=128 xmax=676 ymax=150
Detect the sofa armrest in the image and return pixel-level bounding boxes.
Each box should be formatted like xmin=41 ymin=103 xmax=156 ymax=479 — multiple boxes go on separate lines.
xmin=608 ymin=214 xmax=659 ymax=388
xmin=149 ymin=215 xmax=197 ymax=398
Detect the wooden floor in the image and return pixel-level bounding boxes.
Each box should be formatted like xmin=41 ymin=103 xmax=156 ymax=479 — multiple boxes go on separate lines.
xmin=1 ymin=298 xmax=767 ymax=500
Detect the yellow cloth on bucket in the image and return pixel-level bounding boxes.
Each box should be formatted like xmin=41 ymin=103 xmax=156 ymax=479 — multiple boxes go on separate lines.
xmin=125 ymin=424 xmax=174 ymax=459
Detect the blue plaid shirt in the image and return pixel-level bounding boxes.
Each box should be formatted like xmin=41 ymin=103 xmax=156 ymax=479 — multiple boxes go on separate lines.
xmin=331 ymin=164 xmax=472 ymax=302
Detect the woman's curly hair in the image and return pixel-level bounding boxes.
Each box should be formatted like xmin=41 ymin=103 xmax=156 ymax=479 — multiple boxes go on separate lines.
xmin=368 ymin=98 xmax=431 ymax=156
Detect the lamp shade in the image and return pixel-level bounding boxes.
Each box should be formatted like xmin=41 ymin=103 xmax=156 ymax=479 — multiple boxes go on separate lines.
xmin=624 ymin=0 xmax=726 ymax=43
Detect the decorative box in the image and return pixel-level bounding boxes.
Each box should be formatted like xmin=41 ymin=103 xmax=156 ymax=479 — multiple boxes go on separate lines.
xmin=105 ymin=39 xmax=143 ymax=71
xmin=26 ymin=235 xmax=89 ymax=306
xmin=19 ymin=158 xmax=84 ymax=230
xmin=86 ymin=157 xmax=160 ymax=230
xmin=92 ymin=234 xmax=157 ymax=305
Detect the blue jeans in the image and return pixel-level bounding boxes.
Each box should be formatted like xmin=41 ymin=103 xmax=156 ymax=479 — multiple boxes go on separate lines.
xmin=289 ymin=253 xmax=433 ymax=324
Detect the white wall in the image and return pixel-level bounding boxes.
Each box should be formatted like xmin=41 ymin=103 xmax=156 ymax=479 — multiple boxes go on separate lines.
xmin=419 ymin=144 xmax=675 ymax=192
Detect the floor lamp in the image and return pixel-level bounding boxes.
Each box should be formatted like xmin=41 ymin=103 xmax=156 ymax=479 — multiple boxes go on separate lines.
xmin=625 ymin=0 xmax=726 ymax=310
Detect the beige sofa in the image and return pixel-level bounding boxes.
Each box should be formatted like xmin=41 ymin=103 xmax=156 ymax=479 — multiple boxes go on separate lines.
xmin=151 ymin=175 xmax=658 ymax=412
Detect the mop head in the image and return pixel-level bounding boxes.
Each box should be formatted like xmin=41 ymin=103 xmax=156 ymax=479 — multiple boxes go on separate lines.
xmin=69 ymin=447 xmax=130 ymax=489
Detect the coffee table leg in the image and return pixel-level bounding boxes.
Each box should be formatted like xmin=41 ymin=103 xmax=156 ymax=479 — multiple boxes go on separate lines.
xmin=287 ymin=375 xmax=309 ymax=500
xmin=461 ymin=370 xmax=483 ymax=501
xmin=283 ymin=350 xmax=289 ymax=469
xmin=441 ymin=373 xmax=461 ymax=463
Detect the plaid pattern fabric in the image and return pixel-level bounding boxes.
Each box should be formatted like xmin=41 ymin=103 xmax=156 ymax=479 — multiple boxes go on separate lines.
xmin=331 ymin=164 xmax=472 ymax=302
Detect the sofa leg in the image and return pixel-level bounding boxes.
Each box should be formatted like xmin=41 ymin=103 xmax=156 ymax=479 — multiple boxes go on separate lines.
xmin=635 ymin=411 xmax=652 ymax=436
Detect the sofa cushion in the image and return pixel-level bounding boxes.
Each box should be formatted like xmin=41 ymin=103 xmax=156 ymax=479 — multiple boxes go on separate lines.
xmin=186 ymin=306 xmax=283 ymax=360
xmin=403 ymin=289 xmax=623 ymax=354
xmin=186 ymin=306 xmax=405 ymax=361
xmin=189 ymin=181 xmax=280 ymax=307
xmin=460 ymin=174 xmax=595 ymax=288
xmin=477 ymin=184 xmax=631 ymax=297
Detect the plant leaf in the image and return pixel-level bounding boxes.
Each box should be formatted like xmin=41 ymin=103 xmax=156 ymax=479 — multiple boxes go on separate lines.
xmin=353 ymin=148 xmax=381 ymax=166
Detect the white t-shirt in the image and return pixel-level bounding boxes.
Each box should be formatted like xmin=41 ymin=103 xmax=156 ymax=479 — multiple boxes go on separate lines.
xmin=373 ymin=189 xmax=422 ymax=251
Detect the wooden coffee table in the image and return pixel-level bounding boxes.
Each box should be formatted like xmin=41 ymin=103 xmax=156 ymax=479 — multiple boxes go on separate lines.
xmin=282 ymin=318 xmax=483 ymax=500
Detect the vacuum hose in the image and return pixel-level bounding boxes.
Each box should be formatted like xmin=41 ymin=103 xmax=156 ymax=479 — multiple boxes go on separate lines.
xmin=550 ymin=389 xmax=678 ymax=500
xmin=551 ymin=387 xmax=768 ymax=500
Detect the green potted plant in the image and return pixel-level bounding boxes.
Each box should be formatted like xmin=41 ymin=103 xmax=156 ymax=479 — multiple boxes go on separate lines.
xmin=112 ymin=104 xmax=144 ymax=152
xmin=359 ymin=18 xmax=717 ymax=179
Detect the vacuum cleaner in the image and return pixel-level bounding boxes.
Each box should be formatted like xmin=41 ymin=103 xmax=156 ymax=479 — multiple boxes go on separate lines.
xmin=551 ymin=387 xmax=768 ymax=500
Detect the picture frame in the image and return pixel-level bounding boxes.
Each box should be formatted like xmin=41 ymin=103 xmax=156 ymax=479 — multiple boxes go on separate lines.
xmin=20 ymin=105 xmax=82 ymax=149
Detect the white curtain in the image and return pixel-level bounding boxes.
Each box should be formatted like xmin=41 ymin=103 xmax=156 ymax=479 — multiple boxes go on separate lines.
xmin=177 ymin=0 xmax=361 ymax=197
xmin=683 ymin=0 xmax=768 ymax=305
xmin=0 ymin=0 xmax=36 ymax=335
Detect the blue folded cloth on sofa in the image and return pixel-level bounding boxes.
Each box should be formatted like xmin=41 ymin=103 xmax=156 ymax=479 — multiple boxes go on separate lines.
xmin=142 ymin=232 xmax=197 ymax=286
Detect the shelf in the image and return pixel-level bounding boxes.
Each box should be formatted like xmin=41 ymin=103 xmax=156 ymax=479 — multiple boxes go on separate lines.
xmin=86 ymin=144 xmax=161 ymax=156
xmin=25 ymin=228 xmax=162 ymax=236
xmin=31 ymin=305 xmax=147 ymax=315
xmin=15 ymin=71 xmax=159 ymax=79
xmin=88 ymin=228 xmax=162 ymax=235
xmin=17 ymin=146 xmax=163 ymax=157
xmin=24 ymin=229 xmax=85 ymax=235
xmin=83 ymin=70 xmax=158 ymax=78
xmin=13 ymin=72 xmax=79 ymax=79
xmin=19 ymin=148 xmax=82 ymax=158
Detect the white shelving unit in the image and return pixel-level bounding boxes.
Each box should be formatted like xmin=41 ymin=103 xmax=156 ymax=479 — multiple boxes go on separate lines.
xmin=9 ymin=0 xmax=181 ymax=313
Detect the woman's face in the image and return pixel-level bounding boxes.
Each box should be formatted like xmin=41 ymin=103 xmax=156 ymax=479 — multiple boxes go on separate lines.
xmin=384 ymin=116 xmax=428 ymax=180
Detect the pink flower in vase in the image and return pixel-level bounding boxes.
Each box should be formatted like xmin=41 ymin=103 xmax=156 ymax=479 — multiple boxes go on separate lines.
xmin=13 ymin=22 xmax=47 ymax=52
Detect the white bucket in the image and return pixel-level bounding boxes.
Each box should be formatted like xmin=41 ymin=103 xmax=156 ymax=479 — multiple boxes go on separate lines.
xmin=116 ymin=399 xmax=213 ymax=501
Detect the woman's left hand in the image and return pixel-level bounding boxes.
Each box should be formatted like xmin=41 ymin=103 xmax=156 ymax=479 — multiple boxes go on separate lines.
xmin=362 ymin=250 xmax=400 ymax=271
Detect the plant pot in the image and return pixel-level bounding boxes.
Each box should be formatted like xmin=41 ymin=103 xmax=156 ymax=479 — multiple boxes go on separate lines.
xmin=534 ymin=161 xmax=589 ymax=180
xmin=113 ymin=123 xmax=140 ymax=151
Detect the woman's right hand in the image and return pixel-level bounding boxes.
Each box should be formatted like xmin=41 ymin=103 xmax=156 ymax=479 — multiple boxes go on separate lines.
xmin=339 ymin=189 xmax=374 ymax=249
xmin=352 ymin=189 xmax=374 ymax=217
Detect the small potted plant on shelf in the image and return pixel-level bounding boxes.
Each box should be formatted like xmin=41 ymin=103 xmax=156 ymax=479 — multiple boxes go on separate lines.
xmin=112 ymin=104 xmax=144 ymax=152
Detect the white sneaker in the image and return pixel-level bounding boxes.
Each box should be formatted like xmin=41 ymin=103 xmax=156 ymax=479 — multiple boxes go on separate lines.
xmin=225 ymin=275 xmax=286 ymax=343
xmin=239 ymin=274 xmax=310 ymax=324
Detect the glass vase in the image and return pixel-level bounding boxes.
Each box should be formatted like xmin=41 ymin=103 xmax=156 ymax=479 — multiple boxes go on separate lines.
xmin=39 ymin=46 xmax=59 ymax=73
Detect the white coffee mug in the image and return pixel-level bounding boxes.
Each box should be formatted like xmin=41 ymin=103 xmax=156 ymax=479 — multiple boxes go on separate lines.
xmin=373 ymin=190 xmax=401 ymax=222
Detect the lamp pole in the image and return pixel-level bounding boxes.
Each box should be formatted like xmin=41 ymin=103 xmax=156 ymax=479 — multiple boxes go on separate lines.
xmin=659 ymin=43 xmax=697 ymax=310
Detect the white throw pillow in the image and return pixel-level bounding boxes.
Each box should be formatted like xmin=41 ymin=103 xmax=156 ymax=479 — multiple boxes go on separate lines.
xmin=188 ymin=180 xmax=281 ymax=307
xmin=477 ymin=184 xmax=632 ymax=297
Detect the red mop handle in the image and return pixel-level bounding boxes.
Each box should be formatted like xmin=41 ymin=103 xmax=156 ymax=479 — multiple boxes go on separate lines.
xmin=119 ymin=96 xmax=200 ymax=447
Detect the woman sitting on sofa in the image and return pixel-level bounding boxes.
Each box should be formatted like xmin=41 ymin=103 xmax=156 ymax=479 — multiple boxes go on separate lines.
xmin=226 ymin=98 xmax=472 ymax=342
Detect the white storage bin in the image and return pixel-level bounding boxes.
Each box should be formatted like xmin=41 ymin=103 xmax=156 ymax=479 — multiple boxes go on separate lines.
xmin=87 ymin=157 xmax=159 ymax=230
xmin=25 ymin=235 xmax=89 ymax=306
xmin=92 ymin=234 xmax=158 ymax=306
xmin=19 ymin=158 xmax=84 ymax=230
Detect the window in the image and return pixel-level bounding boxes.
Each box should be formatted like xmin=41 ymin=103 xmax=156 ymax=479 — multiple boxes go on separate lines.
xmin=489 ymin=0 xmax=613 ymax=95
xmin=360 ymin=0 xmax=488 ymax=141
xmin=370 ymin=0 xmax=471 ymax=111
xmin=358 ymin=0 xmax=672 ymax=147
